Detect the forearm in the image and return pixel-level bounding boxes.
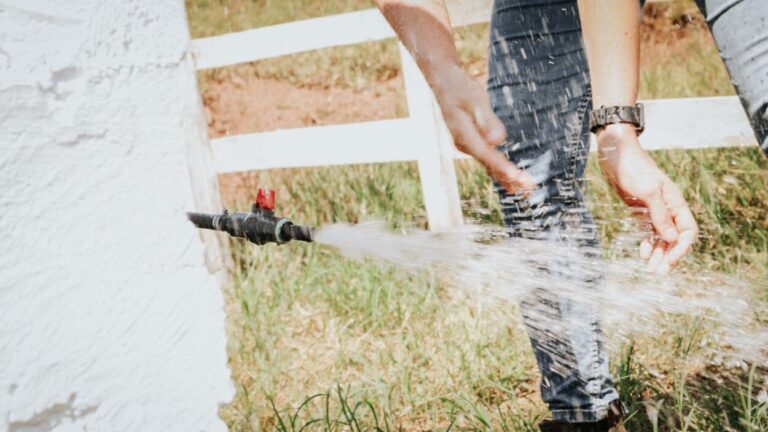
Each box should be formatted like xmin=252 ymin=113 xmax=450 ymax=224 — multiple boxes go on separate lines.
xmin=577 ymin=0 xmax=641 ymax=109
xmin=374 ymin=0 xmax=460 ymax=85
xmin=375 ymin=1 xmax=535 ymax=194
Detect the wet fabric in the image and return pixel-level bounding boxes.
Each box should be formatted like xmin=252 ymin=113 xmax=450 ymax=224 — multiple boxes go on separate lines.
xmin=487 ymin=0 xmax=618 ymax=422
xmin=694 ymin=0 xmax=768 ymax=156
xmin=485 ymin=0 xmax=768 ymax=423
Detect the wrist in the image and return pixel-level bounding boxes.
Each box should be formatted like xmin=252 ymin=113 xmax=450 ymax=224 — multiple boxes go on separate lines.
xmin=596 ymin=123 xmax=641 ymax=152
xmin=596 ymin=122 xmax=638 ymax=139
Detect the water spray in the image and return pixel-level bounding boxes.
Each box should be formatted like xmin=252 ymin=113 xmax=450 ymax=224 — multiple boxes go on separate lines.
xmin=187 ymin=187 xmax=314 ymax=245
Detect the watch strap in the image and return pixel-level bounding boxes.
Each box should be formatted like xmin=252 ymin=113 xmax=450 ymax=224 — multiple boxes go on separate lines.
xmin=589 ymin=103 xmax=645 ymax=135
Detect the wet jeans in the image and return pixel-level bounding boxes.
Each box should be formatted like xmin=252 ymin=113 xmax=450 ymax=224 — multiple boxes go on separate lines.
xmin=487 ymin=0 xmax=616 ymax=422
xmin=695 ymin=0 xmax=768 ymax=155
xmin=486 ymin=0 xmax=768 ymax=423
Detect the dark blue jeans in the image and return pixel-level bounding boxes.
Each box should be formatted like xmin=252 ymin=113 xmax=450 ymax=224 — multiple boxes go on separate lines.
xmin=486 ymin=0 xmax=768 ymax=423
xmin=487 ymin=0 xmax=615 ymax=422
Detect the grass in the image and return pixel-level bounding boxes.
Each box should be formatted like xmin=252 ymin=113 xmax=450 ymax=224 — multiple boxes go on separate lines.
xmin=186 ymin=1 xmax=767 ymax=430
xmin=219 ymin=150 xmax=766 ymax=431
xmin=188 ymin=0 xmax=486 ymax=92
xmin=187 ymin=0 xmax=397 ymax=92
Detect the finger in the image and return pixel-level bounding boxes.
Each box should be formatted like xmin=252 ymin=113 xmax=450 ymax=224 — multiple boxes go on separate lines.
xmin=661 ymin=183 xmax=699 ymax=267
xmin=662 ymin=215 xmax=697 ymax=268
xmin=647 ymin=241 xmax=667 ymax=273
xmin=656 ymin=242 xmax=672 ymax=275
xmin=450 ymin=113 xmax=535 ymax=193
xmin=663 ymin=181 xmax=697 ymax=233
xmin=628 ymin=205 xmax=656 ymax=248
xmin=481 ymin=148 xmax=537 ymax=193
xmin=657 ymin=259 xmax=671 ymax=275
xmin=472 ymin=102 xmax=507 ymax=145
xmin=628 ymin=205 xmax=655 ymax=261
xmin=645 ymin=192 xmax=679 ymax=243
xmin=639 ymin=238 xmax=653 ymax=260
xmin=446 ymin=110 xmax=485 ymax=156
xmin=662 ymin=233 xmax=694 ymax=270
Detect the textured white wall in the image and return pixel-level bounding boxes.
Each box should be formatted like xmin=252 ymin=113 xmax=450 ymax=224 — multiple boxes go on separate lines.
xmin=0 ymin=1 xmax=234 ymax=430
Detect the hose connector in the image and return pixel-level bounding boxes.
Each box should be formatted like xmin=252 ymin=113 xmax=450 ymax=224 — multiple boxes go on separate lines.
xmin=187 ymin=187 xmax=314 ymax=245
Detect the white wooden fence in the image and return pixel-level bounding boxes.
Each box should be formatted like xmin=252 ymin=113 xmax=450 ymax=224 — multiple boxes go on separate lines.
xmin=190 ymin=1 xmax=757 ymax=232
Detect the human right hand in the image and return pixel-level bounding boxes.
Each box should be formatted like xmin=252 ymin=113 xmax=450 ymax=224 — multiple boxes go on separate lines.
xmin=429 ymin=65 xmax=536 ymax=194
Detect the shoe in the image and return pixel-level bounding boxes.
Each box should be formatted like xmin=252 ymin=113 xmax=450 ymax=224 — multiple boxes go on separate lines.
xmin=538 ymin=401 xmax=626 ymax=432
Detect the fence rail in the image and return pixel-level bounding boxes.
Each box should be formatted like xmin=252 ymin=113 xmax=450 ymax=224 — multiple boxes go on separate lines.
xmin=191 ymin=1 xmax=493 ymax=68
xmin=191 ymin=1 xmax=756 ymax=231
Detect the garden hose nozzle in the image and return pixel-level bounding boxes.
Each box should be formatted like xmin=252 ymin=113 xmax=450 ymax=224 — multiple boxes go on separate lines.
xmin=187 ymin=188 xmax=314 ymax=245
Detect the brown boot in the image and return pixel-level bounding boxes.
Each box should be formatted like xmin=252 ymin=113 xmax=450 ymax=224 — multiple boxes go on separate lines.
xmin=538 ymin=401 xmax=626 ymax=432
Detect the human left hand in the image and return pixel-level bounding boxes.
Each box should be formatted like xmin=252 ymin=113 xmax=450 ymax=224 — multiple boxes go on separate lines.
xmin=596 ymin=124 xmax=699 ymax=274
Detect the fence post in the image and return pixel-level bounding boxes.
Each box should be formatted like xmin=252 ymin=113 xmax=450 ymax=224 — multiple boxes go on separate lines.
xmin=398 ymin=43 xmax=463 ymax=232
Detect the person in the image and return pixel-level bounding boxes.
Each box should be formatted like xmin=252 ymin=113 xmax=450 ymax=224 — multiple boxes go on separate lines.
xmin=370 ymin=0 xmax=768 ymax=430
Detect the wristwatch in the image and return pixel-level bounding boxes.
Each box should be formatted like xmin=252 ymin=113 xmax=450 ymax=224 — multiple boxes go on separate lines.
xmin=589 ymin=103 xmax=645 ymax=135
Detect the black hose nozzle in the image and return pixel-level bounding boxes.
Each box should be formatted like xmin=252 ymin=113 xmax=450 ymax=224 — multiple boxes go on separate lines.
xmin=187 ymin=208 xmax=314 ymax=245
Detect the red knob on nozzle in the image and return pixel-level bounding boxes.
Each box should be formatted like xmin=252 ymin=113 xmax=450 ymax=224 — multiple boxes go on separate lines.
xmin=256 ymin=187 xmax=276 ymax=211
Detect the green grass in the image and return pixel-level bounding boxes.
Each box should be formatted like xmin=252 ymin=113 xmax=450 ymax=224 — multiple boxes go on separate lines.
xmin=186 ymin=0 xmax=376 ymax=37
xmin=219 ymin=149 xmax=767 ymax=431
xmin=186 ymin=1 xmax=768 ymax=430
xmin=639 ymin=31 xmax=735 ymax=99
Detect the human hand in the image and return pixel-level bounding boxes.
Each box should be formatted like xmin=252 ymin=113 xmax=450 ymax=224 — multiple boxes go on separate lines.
xmin=429 ymin=65 xmax=536 ymax=194
xmin=596 ymin=124 xmax=698 ymax=274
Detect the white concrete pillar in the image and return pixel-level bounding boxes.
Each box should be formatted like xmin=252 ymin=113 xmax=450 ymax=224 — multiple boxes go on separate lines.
xmin=0 ymin=1 xmax=234 ymax=430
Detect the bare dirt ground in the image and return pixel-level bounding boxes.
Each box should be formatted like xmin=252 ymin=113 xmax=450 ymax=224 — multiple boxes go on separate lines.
xmin=203 ymin=74 xmax=406 ymax=138
xmin=205 ymin=7 xmax=714 ymax=204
